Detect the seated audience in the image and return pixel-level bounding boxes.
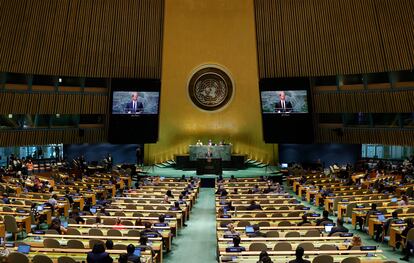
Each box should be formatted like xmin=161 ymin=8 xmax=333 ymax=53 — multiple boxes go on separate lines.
xmin=49 ymin=217 xmax=67 ymax=234
xmin=297 ymin=215 xmax=310 ymax=226
xmin=163 ymin=190 xmax=174 ymax=203
xmin=315 ymin=210 xmax=333 ymax=226
xmin=247 ymin=225 xmax=266 ymax=237
xmin=126 ymin=244 xmax=140 ymax=263
xmin=246 ymin=200 xmax=262 ymax=210
xmin=356 ymin=203 xmax=377 ymax=231
xmin=140 ymin=222 xmax=161 ymax=237
xmin=328 ymin=218 xmax=348 ymax=236
xmin=105 ymin=240 xmax=114 ymax=250
xmin=347 ymin=236 xmax=362 ymax=250
xmin=289 ymin=246 xmax=310 ymax=263
xmin=118 ymin=254 xmax=128 ymax=263
xmin=223 ymin=223 xmax=239 ymax=236
xmin=226 ymin=236 xmax=245 ymax=251
xmin=87 ymin=243 xmax=113 ymax=263
xmin=113 ymin=218 xmax=125 ymax=230
xmin=136 ymin=236 xmax=155 ymax=256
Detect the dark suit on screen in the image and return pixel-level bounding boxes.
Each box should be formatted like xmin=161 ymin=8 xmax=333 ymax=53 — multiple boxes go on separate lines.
xmin=125 ymin=101 xmax=143 ymax=113
xmin=275 ymin=100 xmax=293 ymax=112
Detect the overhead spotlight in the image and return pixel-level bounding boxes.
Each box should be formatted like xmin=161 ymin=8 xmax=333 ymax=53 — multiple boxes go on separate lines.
xmin=8 ymin=114 xmax=12 ymax=119
xmin=58 ymin=78 xmax=62 ymax=83
xmin=56 ymin=114 xmax=60 ymax=118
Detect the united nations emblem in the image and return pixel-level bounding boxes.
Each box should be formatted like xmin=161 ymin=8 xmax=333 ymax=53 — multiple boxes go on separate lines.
xmin=188 ymin=66 xmax=233 ymax=111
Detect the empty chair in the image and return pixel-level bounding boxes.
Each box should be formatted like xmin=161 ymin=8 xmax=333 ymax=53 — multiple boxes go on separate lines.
xmin=43 ymin=238 xmax=61 ymax=248
xmin=46 ymin=229 xmax=60 ymax=235
xmin=133 ymin=212 xmax=144 ymax=217
xmin=68 ymin=218 xmax=77 ymax=224
xmin=66 ymin=228 xmax=81 ymax=235
xmin=260 ymin=200 xmax=269 ymax=204
xmin=235 ymin=221 xmax=249 ymax=228
xmin=156 ymin=206 xmax=167 ymax=210
xmin=89 ymin=228 xmax=103 ymax=236
xmin=279 ymin=206 xmax=289 ymax=210
xmin=273 ymin=199 xmax=284 ymax=204
xmin=313 ymin=255 xmax=333 ymax=263
xmin=3 ymin=206 xmax=13 ymax=212
xmin=127 ymin=229 xmax=141 ymax=237
xmin=304 ymin=230 xmax=320 ymax=237
xmin=114 ymin=211 xmax=125 ymax=216
xmin=285 ymin=231 xmax=300 ymax=237
xmin=107 ymin=229 xmax=122 ymax=236
xmin=255 ymin=212 xmax=267 ymax=218
xmin=86 ymin=218 xmax=97 ymax=224
xmin=33 ymin=254 xmax=53 ymax=263
xmin=13 ymin=200 xmax=24 ymax=205
xmin=298 ymin=242 xmax=314 ymax=251
xmin=265 ymin=207 xmax=274 ymax=211
xmin=124 ymin=199 xmax=134 ymax=203
xmin=89 ymin=239 xmax=104 ymax=249
xmin=319 ymin=244 xmax=337 ymax=250
xmin=271 ymin=213 xmax=283 ymax=217
xmin=257 ymin=222 xmax=270 ymax=227
xmin=58 ymin=256 xmax=77 ymax=263
xmin=288 ymin=212 xmax=300 ymax=217
xmin=103 ymin=218 xmax=117 ymax=225
xmin=265 ymin=231 xmax=279 ymax=237
xmin=278 ymin=221 xmax=291 ymax=227
xmin=144 ymin=205 xmax=154 ymax=210
xmin=388 ymin=202 xmax=397 ymax=207
xmin=113 ymin=244 xmax=128 ymax=250
xmin=121 ymin=220 xmax=134 ymax=226
xmin=4 ymin=215 xmax=23 ymax=240
xmin=407 ymin=207 xmax=414 ymax=213
xmin=126 ymin=204 xmax=137 ymax=209
xmin=67 ymin=239 xmax=85 ymax=249
xmin=273 ymin=242 xmax=292 ymax=251
xmin=148 ymin=213 xmax=160 ymax=217
xmin=341 ymin=257 xmax=360 ymax=263
xmin=249 ymin=242 xmax=268 ymax=251
xmin=241 ymin=214 xmax=251 ymax=218
xmin=7 ymin=252 xmax=29 ymax=263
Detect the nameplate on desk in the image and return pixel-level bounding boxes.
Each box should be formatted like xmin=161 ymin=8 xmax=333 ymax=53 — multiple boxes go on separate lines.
xmin=340 ymin=233 xmax=353 ymax=237
xmin=33 ymin=230 xmax=45 ymax=234
xmin=154 ymin=223 xmax=168 ymax=227
xmin=302 ymin=207 xmax=310 ymax=210
xmin=310 ymin=213 xmax=320 ymax=217
xmin=360 ymin=246 xmax=376 ymax=251
xmin=225 ymin=247 xmax=245 ymax=252
xmin=164 ymin=214 xmax=173 ymax=218
xmin=223 ymin=234 xmax=238 ymax=239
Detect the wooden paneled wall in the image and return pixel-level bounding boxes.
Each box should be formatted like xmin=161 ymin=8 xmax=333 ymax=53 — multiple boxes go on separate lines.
xmin=0 ymin=0 xmax=164 ymax=78
xmin=0 ymin=128 xmax=106 ymax=146
xmin=254 ymin=0 xmax=414 ymax=78
xmin=0 ymin=91 xmax=107 ymax=114
xmin=316 ymin=127 xmax=414 ymax=146
xmin=312 ymin=89 xmax=414 ymax=113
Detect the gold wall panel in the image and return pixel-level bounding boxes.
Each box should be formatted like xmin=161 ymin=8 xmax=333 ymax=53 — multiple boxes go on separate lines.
xmin=146 ymin=0 xmax=277 ymax=164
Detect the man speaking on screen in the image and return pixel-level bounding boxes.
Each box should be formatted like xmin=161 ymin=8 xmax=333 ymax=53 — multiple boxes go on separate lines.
xmin=275 ymin=91 xmax=293 ymax=113
xmin=125 ymin=92 xmax=144 ymax=114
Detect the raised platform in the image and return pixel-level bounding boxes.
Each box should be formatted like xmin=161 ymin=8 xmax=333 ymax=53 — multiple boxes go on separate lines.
xmin=175 ymin=154 xmax=246 ymax=170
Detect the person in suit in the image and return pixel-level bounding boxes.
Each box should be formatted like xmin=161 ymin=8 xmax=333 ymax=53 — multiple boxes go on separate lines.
xmin=315 ymin=210 xmax=333 ymax=226
xmin=226 ymin=236 xmax=246 ymax=251
xmin=289 ymin=246 xmax=310 ymax=263
xmin=86 ymin=243 xmax=113 ymax=263
xmin=126 ymin=244 xmax=140 ymax=263
xmin=328 ymin=218 xmax=348 ymax=236
xmin=125 ymin=92 xmax=143 ymax=113
xmin=275 ymin=91 xmax=293 ymax=113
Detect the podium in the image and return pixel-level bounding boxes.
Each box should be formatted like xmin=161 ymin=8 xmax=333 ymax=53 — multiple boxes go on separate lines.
xmin=196 ymin=158 xmax=222 ymax=175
